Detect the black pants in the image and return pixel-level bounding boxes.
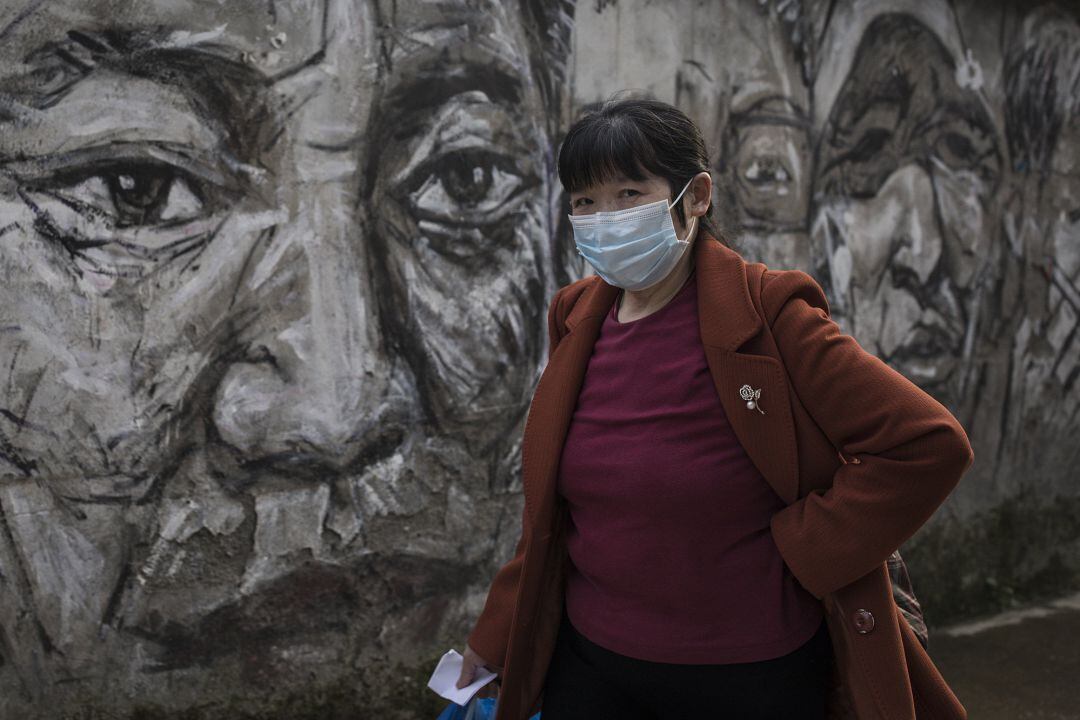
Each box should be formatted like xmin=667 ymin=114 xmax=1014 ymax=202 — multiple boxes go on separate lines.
xmin=541 ymin=611 xmax=832 ymax=719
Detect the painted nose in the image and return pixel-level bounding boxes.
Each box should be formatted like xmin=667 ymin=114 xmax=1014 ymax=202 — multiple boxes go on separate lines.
xmin=884 ymin=163 xmax=943 ymax=286
xmin=210 ymin=224 xmax=395 ymax=473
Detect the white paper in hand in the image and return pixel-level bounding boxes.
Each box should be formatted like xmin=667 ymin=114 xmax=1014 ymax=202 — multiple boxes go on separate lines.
xmin=427 ymin=649 xmax=498 ymax=705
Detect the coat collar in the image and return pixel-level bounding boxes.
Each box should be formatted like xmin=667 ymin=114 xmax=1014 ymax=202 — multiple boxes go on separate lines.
xmin=562 ymin=232 xmax=763 ymax=351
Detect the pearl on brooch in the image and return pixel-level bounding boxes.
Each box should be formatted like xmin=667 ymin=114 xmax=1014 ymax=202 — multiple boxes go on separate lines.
xmin=739 ymin=383 xmax=766 ymax=415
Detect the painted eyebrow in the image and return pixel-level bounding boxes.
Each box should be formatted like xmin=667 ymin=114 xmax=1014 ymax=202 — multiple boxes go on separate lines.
xmin=12 ymin=30 xmax=271 ymax=101
xmin=4 ymin=29 xmax=286 ymax=159
xmin=381 ymin=47 xmax=525 ymax=112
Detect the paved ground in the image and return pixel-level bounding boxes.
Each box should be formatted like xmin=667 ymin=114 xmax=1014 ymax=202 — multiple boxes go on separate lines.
xmin=929 ymin=592 xmax=1080 ymax=719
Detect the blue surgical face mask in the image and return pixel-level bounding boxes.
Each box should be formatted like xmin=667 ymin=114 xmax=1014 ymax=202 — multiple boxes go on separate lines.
xmin=569 ymin=178 xmax=698 ymax=291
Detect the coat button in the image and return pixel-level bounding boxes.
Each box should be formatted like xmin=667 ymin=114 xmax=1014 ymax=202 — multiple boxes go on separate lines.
xmin=853 ymin=608 xmax=875 ymax=634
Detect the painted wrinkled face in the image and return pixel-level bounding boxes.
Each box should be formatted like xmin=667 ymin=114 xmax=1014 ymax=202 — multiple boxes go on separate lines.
xmin=0 ymin=0 xmax=553 ymax=687
xmin=679 ymin=0 xmax=812 ymax=272
xmin=725 ymin=98 xmax=811 ymax=236
xmin=812 ymin=13 xmax=1001 ymax=404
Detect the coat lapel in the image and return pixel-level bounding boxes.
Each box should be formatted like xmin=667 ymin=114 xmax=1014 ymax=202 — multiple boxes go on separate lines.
xmin=521 ymin=234 xmax=800 ymax=528
xmin=696 ymin=236 xmax=801 ymax=505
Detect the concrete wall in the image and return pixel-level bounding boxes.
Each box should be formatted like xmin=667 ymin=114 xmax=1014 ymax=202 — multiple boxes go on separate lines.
xmin=0 ymin=0 xmax=1076 ymax=717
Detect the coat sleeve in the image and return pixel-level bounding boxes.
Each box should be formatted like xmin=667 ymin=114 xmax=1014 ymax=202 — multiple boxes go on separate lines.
xmin=466 ymin=285 xmax=570 ymax=668
xmin=466 ymin=514 xmax=528 ymax=670
xmin=762 ymin=270 xmax=974 ymax=599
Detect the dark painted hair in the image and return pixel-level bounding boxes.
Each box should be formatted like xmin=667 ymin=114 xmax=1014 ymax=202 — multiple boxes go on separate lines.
xmin=520 ymin=0 xmax=575 ymax=137
xmin=557 ymin=96 xmax=717 ymax=236
xmin=1004 ymin=5 xmax=1080 ymax=175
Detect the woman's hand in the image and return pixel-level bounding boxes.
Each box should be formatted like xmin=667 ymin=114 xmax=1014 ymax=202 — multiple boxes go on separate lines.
xmin=456 ymin=644 xmax=502 ymax=697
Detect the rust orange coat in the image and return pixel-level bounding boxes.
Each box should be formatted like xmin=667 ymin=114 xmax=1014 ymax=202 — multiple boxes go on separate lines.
xmin=468 ymin=233 xmax=972 ymax=719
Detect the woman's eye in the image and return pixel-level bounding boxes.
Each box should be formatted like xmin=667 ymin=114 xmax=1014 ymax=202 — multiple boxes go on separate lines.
xmin=406 ymin=148 xmax=529 ymax=226
xmin=572 ymin=197 xmax=591 ymax=208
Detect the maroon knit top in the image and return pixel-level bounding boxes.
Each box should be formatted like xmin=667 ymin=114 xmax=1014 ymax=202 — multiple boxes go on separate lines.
xmin=556 ymin=269 xmax=823 ymax=664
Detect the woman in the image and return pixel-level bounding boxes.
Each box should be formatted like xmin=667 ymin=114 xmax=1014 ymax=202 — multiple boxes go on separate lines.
xmin=455 ymin=98 xmax=972 ymax=719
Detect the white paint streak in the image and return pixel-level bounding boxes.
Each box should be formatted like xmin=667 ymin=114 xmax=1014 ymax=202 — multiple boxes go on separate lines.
xmin=157 ymin=24 xmax=230 ymax=49
xmin=955 ymin=47 xmax=985 ymax=90
xmin=230 ymin=209 xmax=295 ymax=292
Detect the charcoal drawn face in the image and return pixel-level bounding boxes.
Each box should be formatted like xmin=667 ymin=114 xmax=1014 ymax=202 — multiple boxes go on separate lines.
xmin=1001 ymin=6 xmax=1080 ymax=466
xmin=674 ymin=0 xmax=812 ymax=270
xmin=1024 ymin=128 xmax=1080 ymax=443
xmin=1043 ymin=131 xmax=1080 ymax=312
xmin=0 ymin=0 xmax=564 ymax=693
xmin=812 ymin=13 xmax=1002 ymax=407
xmin=725 ymin=96 xmax=811 ymax=238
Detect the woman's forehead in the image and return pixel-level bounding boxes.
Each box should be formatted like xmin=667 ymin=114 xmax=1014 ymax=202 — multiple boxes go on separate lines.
xmin=571 ymin=171 xmax=666 ymax=193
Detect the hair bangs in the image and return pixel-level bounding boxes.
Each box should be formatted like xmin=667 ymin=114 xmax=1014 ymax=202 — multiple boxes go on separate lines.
xmin=558 ymin=114 xmax=660 ymax=193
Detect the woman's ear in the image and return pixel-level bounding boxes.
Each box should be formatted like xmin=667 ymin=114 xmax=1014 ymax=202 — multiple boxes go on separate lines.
xmin=689 ymin=171 xmax=713 ymax=216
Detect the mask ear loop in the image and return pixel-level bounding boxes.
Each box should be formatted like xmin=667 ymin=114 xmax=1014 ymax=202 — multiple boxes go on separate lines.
xmin=669 ymin=177 xmax=698 ymax=242
xmin=680 ymin=215 xmax=698 ymax=243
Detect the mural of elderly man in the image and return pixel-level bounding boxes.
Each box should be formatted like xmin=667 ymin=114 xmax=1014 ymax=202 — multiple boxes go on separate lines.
xmin=810 ymin=0 xmax=1004 ymax=422
xmin=673 ymin=0 xmax=816 ymax=273
xmin=0 ymin=0 xmax=574 ymax=715
xmin=808 ymin=0 xmax=1080 ymax=622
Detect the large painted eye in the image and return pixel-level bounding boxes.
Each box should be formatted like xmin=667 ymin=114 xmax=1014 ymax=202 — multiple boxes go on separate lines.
xmin=7 ymin=143 xmax=246 ymax=281
xmin=406 ymin=148 xmax=527 ymax=227
xmin=57 ymin=162 xmax=208 ymax=227
xmin=13 ymin=143 xmax=239 ymax=231
xmin=382 ymin=91 xmax=540 ymax=262
xmin=729 ymin=121 xmax=809 ymax=230
xmin=931 ymin=119 xmax=1000 ymax=187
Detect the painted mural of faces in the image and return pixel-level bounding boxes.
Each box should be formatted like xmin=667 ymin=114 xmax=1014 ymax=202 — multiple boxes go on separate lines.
xmin=1035 ymin=123 xmax=1080 ymax=424
xmin=0 ymin=0 xmax=569 ymax=701
xmin=1002 ymin=5 xmax=1080 ymax=462
xmin=724 ymin=96 xmax=811 ymax=245
xmin=812 ymin=12 xmax=1002 ymax=408
xmin=674 ymin=0 xmax=813 ymax=271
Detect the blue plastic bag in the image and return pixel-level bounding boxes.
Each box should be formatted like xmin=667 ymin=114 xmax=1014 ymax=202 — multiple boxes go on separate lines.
xmin=436 ymin=697 xmax=541 ymax=720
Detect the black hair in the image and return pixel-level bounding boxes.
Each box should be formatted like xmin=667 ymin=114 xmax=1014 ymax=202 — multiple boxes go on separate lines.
xmin=557 ymin=96 xmax=718 ymax=238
